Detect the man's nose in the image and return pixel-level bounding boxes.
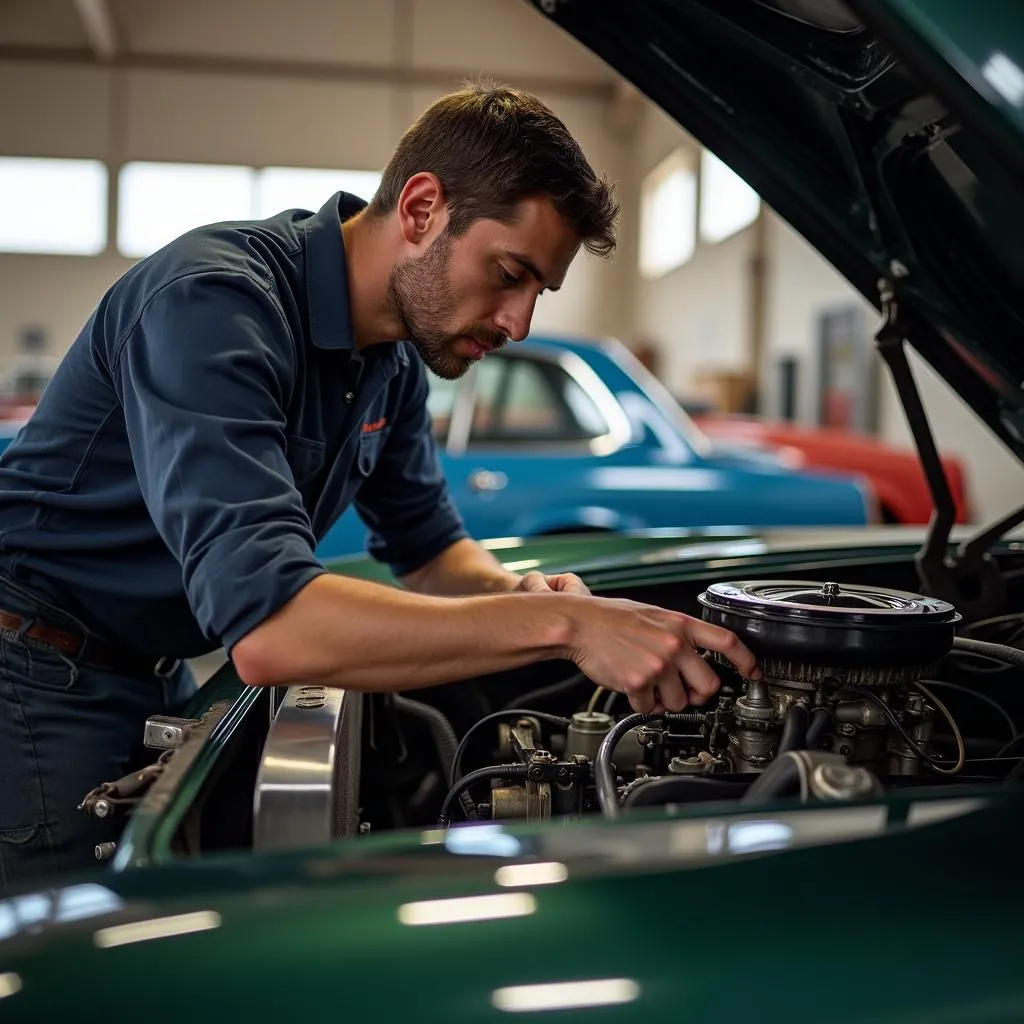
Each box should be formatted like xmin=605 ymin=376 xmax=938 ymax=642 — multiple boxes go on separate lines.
xmin=494 ymin=293 xmax=537 ymax=343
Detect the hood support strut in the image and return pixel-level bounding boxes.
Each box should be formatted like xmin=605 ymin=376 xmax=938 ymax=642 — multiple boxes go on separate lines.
xmin=875 ymin=279 xmax=1023 ymax=619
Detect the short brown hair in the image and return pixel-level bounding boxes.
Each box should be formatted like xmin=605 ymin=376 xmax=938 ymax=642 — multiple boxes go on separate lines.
xmin=368 ymin=81 xmax=619 ymax=258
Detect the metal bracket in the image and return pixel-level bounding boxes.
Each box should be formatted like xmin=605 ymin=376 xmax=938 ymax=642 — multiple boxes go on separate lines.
xmin=874 ymin=279 xmax=1006 ymax=619
xmin=143 ymin=715 xmax=198 ymax=750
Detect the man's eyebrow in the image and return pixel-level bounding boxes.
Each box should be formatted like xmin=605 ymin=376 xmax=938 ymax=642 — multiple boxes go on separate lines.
xmin=506 ymin=251 xmax=561 ymax=292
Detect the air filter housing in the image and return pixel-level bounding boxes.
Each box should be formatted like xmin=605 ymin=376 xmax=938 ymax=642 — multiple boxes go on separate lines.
xmin=698 ymin=580 xmax=961 ymax=686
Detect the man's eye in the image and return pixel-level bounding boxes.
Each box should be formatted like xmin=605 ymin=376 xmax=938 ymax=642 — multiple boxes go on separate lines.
xmin=499 ymin=266 xmax=519 ymax=286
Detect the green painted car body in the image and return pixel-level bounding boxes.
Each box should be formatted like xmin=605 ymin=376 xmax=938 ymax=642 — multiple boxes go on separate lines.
xmin=2 ymin=528 xmax=1023 ymax=1022
xmin=3 ymin=1 xmax=1024 ymax=1021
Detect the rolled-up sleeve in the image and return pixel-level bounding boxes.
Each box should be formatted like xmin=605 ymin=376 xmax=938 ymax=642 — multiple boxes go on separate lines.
xmin=355 ymin=358 xmax=468 ymax=576
xmin=109 ymin=269 xmax=326 ymax=651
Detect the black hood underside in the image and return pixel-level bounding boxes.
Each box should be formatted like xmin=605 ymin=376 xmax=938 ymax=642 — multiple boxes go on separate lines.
xmin=530 ymin=0 xmax=1024 ymax=466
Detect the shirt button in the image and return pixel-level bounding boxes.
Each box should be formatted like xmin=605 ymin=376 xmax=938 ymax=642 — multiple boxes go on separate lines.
xmin=344 ymin=391 xmax=354 ymax=404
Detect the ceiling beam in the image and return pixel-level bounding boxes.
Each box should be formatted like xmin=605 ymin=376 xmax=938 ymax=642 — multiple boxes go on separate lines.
xmin=72 ymin=0 xmax=118 ymax=61
xmin=0 ymin=44 xmax=614 ymax=101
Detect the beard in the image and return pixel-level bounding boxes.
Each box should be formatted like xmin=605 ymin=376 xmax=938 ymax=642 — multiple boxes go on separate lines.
xmin=385 ymin=229 xmax=507 ymax=379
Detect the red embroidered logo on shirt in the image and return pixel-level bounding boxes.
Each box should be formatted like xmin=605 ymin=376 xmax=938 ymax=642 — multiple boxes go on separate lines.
xmin=362 ymin=417 xmax=387 ymax=434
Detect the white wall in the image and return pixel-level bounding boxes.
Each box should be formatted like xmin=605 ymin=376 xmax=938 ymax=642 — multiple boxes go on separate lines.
xmin=630 ymin=100 xmax=1022 ymax=524
xmin=628 ymin=105 xmax=752 ymax=387
xmin=0 ymin=0 xmax=630 ymax=361
xmin=765 ymin=215 xmax=1023 ymax=524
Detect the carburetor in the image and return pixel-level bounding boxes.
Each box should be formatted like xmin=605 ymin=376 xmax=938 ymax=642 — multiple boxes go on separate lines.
xmin=698 ymin=580 xmax=961 ymax=775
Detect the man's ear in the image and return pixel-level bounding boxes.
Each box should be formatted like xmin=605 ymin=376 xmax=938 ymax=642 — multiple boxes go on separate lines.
xmin=395 ymin=172 xmax=447 ymax=247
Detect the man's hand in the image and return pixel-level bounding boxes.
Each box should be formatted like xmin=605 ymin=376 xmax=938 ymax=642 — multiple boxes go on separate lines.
xmin=561 ymin=596 xmax=760 ymax=713
xmin=513 ymin=570 xmax=591 ymax=596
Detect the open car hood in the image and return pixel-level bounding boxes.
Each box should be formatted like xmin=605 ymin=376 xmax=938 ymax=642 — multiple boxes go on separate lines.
xmin=529 ymin=0 xmax=1024 ymax=466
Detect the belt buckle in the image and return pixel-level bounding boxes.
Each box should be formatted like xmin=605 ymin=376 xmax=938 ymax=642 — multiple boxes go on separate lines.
xmin=154 ymin=656 xmax=181 ymax=679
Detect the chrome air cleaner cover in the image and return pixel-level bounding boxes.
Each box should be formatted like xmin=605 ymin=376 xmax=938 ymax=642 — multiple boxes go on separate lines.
xmin=698 ymin=581 xmax=961 ymax=685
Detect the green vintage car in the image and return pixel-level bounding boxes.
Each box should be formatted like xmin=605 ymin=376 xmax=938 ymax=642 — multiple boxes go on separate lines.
xmin=3 ymin=2 xmax=1024 ymax=1021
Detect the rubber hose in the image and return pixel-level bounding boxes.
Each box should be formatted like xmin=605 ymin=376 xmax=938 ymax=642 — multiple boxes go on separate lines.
xmin=804 ymin=707 xmax=832 ymax=749
xmin=393 ymin=696 xmax=459 ymax=788
xmin=595 ymin=713 xmax=659 ymax=819
xmin=740 ymin=755 xmax=802 ymax=805
xmin=594 ymin=711 xmax=712 ymax=819
xmin=438 ymin=764 xmax=529 ymax=827
xmin=777 ymin=703 xmax=810 ymax=756
xmin=952 ymin=636 xmax=1024 ymax=671
xmin=622 ymin=775 xmax=750 ymax=809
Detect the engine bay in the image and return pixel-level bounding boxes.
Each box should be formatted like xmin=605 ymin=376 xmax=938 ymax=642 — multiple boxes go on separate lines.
xmin=375 ymin=573 xmax=1024 ymax=836
xmin=92 ymin=548 xmax=1024 ymax=864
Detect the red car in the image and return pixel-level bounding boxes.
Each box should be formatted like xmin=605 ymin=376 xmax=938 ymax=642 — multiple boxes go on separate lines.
xmin=693 ymin=414 xmax=972 ymax=525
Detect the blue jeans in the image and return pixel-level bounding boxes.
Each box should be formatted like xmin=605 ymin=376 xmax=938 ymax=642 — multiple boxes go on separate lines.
xmin=0 ymin=574 xmax=195 ymax=891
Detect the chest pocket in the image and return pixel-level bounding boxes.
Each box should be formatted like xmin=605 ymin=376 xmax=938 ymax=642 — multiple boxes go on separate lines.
xmin=285 ymin=434 xmax=326 ymax=488
xmin=357 ymin=424 xmax=391 ymax=476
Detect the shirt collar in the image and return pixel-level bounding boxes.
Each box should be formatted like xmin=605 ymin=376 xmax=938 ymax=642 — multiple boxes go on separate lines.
xmin=304 ymin=191 xmax=366 ymax=352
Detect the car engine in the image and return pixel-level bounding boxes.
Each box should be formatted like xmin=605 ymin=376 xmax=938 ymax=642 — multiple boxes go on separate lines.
xmin=91 ymin=569 xmax=1024 ymax=861
xmin=402 ymin=577 xmax=1024 ymax=831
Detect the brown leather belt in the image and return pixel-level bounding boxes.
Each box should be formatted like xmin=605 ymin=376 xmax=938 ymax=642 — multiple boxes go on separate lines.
xmin=0 ymin=609 xmax=176 ymax=678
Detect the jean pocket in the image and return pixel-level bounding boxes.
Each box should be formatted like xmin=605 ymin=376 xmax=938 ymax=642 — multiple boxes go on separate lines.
xmin=0 ymin=822 xmax=56 ymax=891
xmin=0 ymin=637 xmax=77 ymax=692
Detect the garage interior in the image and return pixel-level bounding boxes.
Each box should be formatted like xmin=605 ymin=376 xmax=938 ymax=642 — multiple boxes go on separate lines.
xmin=0 ymin=4 xmax=1023 ymax=1005
xmin=0 ymin=0 xmax=1019 ymax=526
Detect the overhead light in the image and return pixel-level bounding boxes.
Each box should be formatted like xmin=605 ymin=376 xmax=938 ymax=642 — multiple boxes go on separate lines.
xmin=444 ymin=824 xmax=522 ymax=858
xmin=727 ymin=820 xmax=794 ymax=855
xmin=397 ymin=893 xmax=536 ymax=927
xmin=0 ymin=974 xmax=22 ymax=999
xmin=982 ymin=52 xmax=1024 ymax=106
xmin=492 ymin=978 xmax=641 ymax=1013
xmin=94 ymin=910 xmax=221 ymax=949
xmin=502 ymin=559 xmax=542 ymax=573
xmin=494 ymin=862 xmax=568 ymax=888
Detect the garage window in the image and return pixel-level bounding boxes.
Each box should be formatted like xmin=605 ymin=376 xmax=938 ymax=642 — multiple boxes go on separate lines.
xmin=639 ymin=149 xmax=696 ymax=279
xmin=698 ymin=148 xmax=761 ymax=243
xmin=0 ymin=157 xmax=107 ymax=255
xmin=254 ymin=167 xmax=383 ymax=218
xmin=117 ymin=162 xmax=254 ymax=258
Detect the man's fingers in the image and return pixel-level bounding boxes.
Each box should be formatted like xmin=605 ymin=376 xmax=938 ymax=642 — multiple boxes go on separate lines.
xmin=686 ymin=619 xmax=760 ymax=679
xmin=627 ymin=683 xmax=656 ymax=714
xmin=676 ymin=647 xmax=720 ymax=704
xmin=652 ymin=672 xmax=688 ymax=713
xmin=555 ymin=573 xmax=591 ymax=596
xmin=516 ymin=571 xmax=551 ymax=593
xmin=515 ymin=572 xmax=591 ymax=595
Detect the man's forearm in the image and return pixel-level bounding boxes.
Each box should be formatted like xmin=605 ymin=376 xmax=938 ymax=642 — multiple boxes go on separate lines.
xmin=399 ymin=537 xmax=521 ymax=596
xmin=231 ymin=571 xmax=572 ymax=690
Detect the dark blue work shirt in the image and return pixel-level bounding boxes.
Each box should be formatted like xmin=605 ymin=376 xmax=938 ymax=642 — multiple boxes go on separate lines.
xmin=0 ymin=193 xmax=467 ymax=659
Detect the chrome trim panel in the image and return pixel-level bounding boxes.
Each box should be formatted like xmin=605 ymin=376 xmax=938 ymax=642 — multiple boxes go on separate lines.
xmin=554 ymin=348 xmax=634 ymax=456
xmin=253 ymin=685 xmax=362 ymax=852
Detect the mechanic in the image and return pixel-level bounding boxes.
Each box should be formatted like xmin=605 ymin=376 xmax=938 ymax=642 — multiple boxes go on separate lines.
xmin=0 ymin=83 xmax=758 ymax=887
